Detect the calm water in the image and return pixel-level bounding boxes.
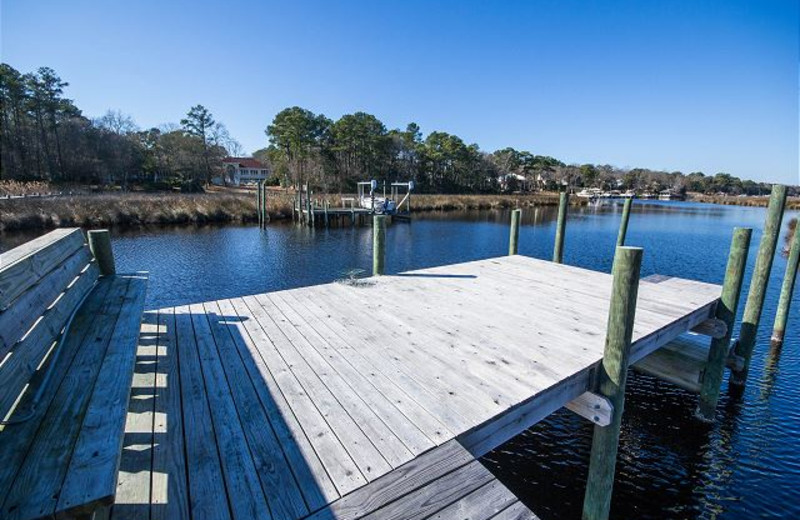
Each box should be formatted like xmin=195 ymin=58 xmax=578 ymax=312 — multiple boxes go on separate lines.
xmin=2 ymin=201 xmax=798 ymax=519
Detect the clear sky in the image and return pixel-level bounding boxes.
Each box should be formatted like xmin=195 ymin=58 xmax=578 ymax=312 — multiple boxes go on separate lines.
xmin=2 ymin=0 xmax=798 ymax=184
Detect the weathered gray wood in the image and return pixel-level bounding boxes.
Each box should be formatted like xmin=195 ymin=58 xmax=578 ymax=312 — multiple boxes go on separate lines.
xmin=490 ymin=501 xmax=540 ymax=520
xmin=633 ymin=336 xmax=708 ymax=393
xmin=221 ymin=298 xmax=339 ymax=508
xmin=113 ymin=311 xmax=159 ymax=520
xmin=509 ymin=209 xmax=521 ymax=255
xmin=565 ymin=392 xmax=613 ymax=427
xmin=58 ymin=275 xmax=148 ymax=517
xmin=772 ymin=217 xmax=799 ymax=343
xmin=0 ymin=262 xmax=98 ymax=419
xmin=149 ymin=308 xmax=190 ymax=520
xmin=374 ymin=215 xmax=387 ymax=275
xmin=690 ymin=318 xmax=727 ymax=339
xmin=553 ymin=192 xmax=568 ymax=263
xmin=732 ymin=184 xmax=787 ymax=385
xmin=697 ymin=227 xmax=751 ymax=419
xmin=203 ymin=300 xmax=308 ymax=520
xmin=425 ymin=479 xmax=519 ymax=520
xmin=88 ymin=230 xmax=115 ymax=276
xmin=187 ymin=303 xmax=272 ymax=519
xmin=1 ymin=277 xmax=130 ymax=520
xmin=360 ymin=460 xmax=495 ymax=520
xmin=0 ymin=228 xmax=84 ymax=310
xmin=582 ymin=246 xmax=642 ymax=520
xmin=306 ymin=439 xmax=474 ymax=520
xmin=172 ymin=306 xmax=231 ymax=520
xmin=0 ymin=245 xmax=92 ymax=350
xmin=0 ymin=280 xmax=113 ymax=514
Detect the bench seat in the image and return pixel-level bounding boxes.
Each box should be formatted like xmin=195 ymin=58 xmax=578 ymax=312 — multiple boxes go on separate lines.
xmin=0 ymin=229 xmax=147 ymax=520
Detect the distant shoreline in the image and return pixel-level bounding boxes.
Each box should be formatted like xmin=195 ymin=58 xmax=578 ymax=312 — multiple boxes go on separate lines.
xmin=1 ymin=188 xmax=797 ymax=234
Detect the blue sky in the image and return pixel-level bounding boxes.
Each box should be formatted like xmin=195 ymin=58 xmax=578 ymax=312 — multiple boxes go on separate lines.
xmin=2 ymin=0 xmax=798 ymax=184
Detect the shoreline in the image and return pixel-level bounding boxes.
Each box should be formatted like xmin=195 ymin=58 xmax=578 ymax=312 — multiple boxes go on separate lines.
xmin=1 ymin=189 xmax=797 ymax=234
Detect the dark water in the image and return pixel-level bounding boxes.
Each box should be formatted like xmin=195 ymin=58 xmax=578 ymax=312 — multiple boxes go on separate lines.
xmin=2 ymin=201 xmax=798 ymax=519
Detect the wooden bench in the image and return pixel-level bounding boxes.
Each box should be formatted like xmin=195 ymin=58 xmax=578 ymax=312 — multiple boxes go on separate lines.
xmin=0 ymin=228 xmax=148 ymax=520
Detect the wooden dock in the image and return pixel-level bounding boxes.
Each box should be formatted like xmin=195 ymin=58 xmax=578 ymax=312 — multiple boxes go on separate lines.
xmin=112 ymin=255 xmax=721 ymax=520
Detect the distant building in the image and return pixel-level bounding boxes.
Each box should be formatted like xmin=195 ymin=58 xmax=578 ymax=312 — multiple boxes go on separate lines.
xmin=219 ymin=157 xmax=270 ymax=186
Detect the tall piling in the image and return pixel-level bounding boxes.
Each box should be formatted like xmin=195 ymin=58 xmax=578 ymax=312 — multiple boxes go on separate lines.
xmin=582 ymin=246 xmax=642 ymax=520
xmin=553 ymin=192 xmax=568 ymax=263
xmin=696 ymin=227 xmax=752 ymax=420
xmin=87 ymin=229 xmax=116 ymax=276
xmin=616 ymin=198 xmax=632 ymax=247
xmin=772 ymin=218 xmax=799 ymax=344
xmin=373 ymin=215 xmax=387 ymax=276
xmin=731 ymin=185 xmax=787 ymax=386
xmin=509 ymin=209 xmax=521 ymax=255
xmin=257 ymin=182 xmax=263 ymax=227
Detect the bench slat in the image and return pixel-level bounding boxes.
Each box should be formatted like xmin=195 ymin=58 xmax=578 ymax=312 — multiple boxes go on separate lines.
xmin=0 ymin=261 xmax=99 ymax=421
xmin=0 ymin=246 xmax=93 ymax=351
xmin=0 ymin=229 xmax=85 ymax=311
xmin=57 ymin=275 xmax=148 ymax=518
xmin=0 ymin=280 xmax=114 ymax=513
xmin=1 ymin=277 xmax=131 ymax=520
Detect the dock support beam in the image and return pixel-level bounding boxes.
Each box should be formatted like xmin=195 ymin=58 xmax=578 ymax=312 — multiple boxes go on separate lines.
xmin=696 ymin=227 xmax=751 ymax=420
xmin=509 ymin=209 xmax=521 ymax=255
xmin=772 ymin=219 xmax=799 ymax=344
xmin=582 ymin=246 xmax=642 ymax=520
xmin=553 ymin=192 xmax=568 ymax=263
xmin=616 ymin=198 xmax=632 ymax=247
xmin=373 ymin=215 xmax=387 ymax=276
xmin=731 ymin=185 xmax=787 ymax=386
xmin=87 ymin=229 xmax=116 ymax=276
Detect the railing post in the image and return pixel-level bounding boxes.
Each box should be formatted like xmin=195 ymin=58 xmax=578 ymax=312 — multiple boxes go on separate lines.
xmin=373 ymin=215 xmax=387 ymax=276
xmin=509 ymin=209 xmax=521 ymax=255
xmin=772 ymin=218 xmax=799 ymax=344
xmin=553 ymin=192 xmax=568 ymax=263
xmin=616 ymin=198 xmax=632 ymax=247
xmin=582 ymin=246 xmax=642 ymax=520
xmin=731 ymin=185 xmax=787 ymax=385
xmin=696 ymin=227 xmax=752 ymax=420
xmin=88 ymin=229 xmax=116 ymax=276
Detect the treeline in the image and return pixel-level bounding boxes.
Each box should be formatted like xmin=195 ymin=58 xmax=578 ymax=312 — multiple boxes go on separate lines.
xmin=0 ymin=64 xmax=239 ymax=188
xmin=1 ymin=64 xmax=791 ymax=196
xmin=262 ymin=107 xmax=789 ymax=196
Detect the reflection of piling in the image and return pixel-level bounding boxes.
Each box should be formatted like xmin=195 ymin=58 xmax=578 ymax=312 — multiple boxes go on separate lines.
xmin=616 ymin=198 xmax=632 ymax=247
xmin=771 ymin=218 xmax=799 ymax=344
xmin=509 ymin=209 xmax=521 ymax=255
xmin=732 ymin=185 xmax=787 ymax=386
xmin=696 ymin=227 xmax=751 ymax=421
xmin=553 ymin=192 xmax=568 ymax=263
xmin=582 ymin=246 xmax=642 ymax=520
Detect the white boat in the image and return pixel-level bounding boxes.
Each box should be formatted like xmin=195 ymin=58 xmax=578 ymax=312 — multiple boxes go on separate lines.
xmin=357 ymin=180 xmax=414 ymax=214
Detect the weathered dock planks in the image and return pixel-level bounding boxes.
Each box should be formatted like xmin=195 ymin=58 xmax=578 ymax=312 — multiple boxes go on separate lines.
xmin=113 ymin=255 xmax=720 ymax=519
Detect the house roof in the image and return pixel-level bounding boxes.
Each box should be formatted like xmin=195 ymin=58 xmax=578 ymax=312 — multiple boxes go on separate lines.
xmin=223 ymin=157 xmax=267 ymax=169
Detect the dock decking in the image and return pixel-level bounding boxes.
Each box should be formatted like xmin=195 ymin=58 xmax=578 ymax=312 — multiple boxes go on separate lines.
xmin=113 ymin=255 xmax=721 ymax=519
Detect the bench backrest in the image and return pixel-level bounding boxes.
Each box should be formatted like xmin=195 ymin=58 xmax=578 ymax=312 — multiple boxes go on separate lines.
xmin=0 ymin=228 xmax=100 ymax=421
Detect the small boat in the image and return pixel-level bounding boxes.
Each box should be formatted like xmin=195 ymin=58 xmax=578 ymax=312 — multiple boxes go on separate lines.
xmin=357 ymin=180 xmax=414 ymax=214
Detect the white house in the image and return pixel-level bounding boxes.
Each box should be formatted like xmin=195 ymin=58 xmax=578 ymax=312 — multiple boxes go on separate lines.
xmin=220 ymin=157 xmax=270 ymax=186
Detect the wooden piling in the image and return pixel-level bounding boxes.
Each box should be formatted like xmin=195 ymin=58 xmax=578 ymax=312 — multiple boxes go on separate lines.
xmin=731 ymin=184 xmax=787 ymax=385
xmin=696 ymin=227 xmax=752 ymax=420
xmin=262 ymin=183 xmax=269 ymax=225
xmin=324 ymin=199 xmax=329 ymax=228
xmin=257 ymin=182 xmax=262 ymax=227
xmin=553 ymin=192 xmax=568 ymax=263
xmin=772 ymin=218 xmax=800 ymax=344
xmin=616 ymin=198 xmax=632 ymax=247
xmin=373 ymin=215 xmax=387 ymax=276
xmin=509 ymin=209 xmax=521 ymax=255
xmin=582 ymin=246 xmax=642 ymax=520
xmin=87 ymin=229 xmax=116 ymax=276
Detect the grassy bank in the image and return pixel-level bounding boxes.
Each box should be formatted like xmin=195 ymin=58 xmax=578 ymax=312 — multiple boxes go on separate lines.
xmin=0 ymin=189 xmax=574 ymax=232
xmin=687 ymin=192 xmax=800 ymax=210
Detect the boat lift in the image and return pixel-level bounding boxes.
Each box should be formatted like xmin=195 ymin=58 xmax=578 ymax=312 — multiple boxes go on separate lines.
xmin=357 ymin=179 xmax=414 ymax=216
